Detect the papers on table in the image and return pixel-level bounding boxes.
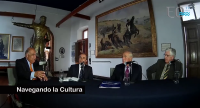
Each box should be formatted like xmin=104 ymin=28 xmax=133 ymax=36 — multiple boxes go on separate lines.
xmin=99 ymin=81 xmax=121 ymax=88
xmin=62 ymin=77 xmax=79 ymax=82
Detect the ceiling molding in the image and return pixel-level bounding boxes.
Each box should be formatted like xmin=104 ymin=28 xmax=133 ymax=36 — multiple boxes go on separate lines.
xmin=0 ymin=11 xmax=35 ymax=19
xmin=56 ymin=0 xmax=97 ymax=27
xmin=74 ymin=13 xmax=90 ymax=20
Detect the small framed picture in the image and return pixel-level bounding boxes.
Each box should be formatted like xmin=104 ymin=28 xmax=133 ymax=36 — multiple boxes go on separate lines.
xmin=12 ymin=36 xmax=24 ymax=52
xmin=161 ymin=43 xmax=171 ymax=51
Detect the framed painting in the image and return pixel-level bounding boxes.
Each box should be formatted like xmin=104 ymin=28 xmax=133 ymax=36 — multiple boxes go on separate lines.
xmin=12 ymin=36 xmax=24 ymax=52
xmin=161 ymin=43 xmax=171 ymax=52
xmin=0 ymin=34 xmax=11 ymax=60
xmin=95 ymin=0 xmax=157 ymax=58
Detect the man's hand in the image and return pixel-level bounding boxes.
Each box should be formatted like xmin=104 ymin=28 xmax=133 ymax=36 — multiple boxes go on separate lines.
xmin=43 ymin=75 xmax=48 ymax=81
xmin=34 ymin=71 xmax=45 ymax=80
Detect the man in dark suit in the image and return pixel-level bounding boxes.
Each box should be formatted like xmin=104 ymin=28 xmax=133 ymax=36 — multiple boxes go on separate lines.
xmin=16 ymin=48 xmax=48 ymax=82
xmin=111 ymin=51 xmax=142 ymax=82
xmin=68 ymin=53 xmax=93 ymax=80
xmin=146 ymin=48 xmax=183 ymax=80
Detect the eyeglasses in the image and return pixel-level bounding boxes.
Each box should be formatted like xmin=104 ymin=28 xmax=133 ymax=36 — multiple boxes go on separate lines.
xmin=164 ymin=54 xmax=171 ymax=57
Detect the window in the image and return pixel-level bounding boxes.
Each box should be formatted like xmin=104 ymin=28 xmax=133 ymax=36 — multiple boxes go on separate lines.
xmin=180 ymin=2 xmax=200 ymax=21
xmin=180 ymin=4 xmax=196 ymax=21
xmin=194 ymin=2 xmax=200 ymax=19
xmin=83 ymin=29 xmax=88 ymax=39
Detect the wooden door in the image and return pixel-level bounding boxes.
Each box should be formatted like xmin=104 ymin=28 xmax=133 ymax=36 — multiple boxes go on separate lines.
xmin=183 ymin=21 xmax=200 ymax=78
xmin=75 ymin=39 xmax=88 ymax=65
xmin=75 ymin=42 xmax=80 ymax=64
xmin=83 ymin=38 xmax=88 ymax=65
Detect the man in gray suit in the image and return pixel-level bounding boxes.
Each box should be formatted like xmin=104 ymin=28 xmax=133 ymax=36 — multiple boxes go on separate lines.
xmin=146 ymin=48 xmax=183 ymax=80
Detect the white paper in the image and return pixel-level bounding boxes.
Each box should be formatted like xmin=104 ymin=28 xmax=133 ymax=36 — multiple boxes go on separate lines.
xmin=63 ymin=77 xmax=79 ymax=82
xmin=91 ymin=50 xmax=95 ymax=55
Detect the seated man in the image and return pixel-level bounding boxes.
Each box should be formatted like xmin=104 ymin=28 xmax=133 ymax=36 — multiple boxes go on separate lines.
xmin=111 ymin=51 xmax=142 ymax=82
xmin=16 ymin=48 xmax=48 ymax=82
xmin=68 ymin=53 xmax=93 ymax=80
xmin=146 ymin=48 xmax=183 ymax=80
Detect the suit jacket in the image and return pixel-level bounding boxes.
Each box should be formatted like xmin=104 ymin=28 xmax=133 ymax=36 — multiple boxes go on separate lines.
xmin=111 ymin=63 xmax=142 ymax=82
xmin=68 ymin=64 xmax=93 ymax=80
xmin=146 ymin=59 xmax=183 ymax=80
xmin=15 ymin=57 xmax=42 ymax=82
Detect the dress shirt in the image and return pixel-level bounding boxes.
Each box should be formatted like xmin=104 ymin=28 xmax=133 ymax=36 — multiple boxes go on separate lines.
xmin=78 ymin=64 xmax=85 ymax=78
xmin=26 ymin=60 xmax=36 ymax=80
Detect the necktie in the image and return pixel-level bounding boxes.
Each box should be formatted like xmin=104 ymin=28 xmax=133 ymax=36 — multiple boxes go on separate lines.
xmin=30 ymin=63 xmax=37 ymax=80
xmin=163 ymin=64 xmax=170 ymax=79
xmin=79 ymin=68 xmax=83 ymax=79
xmin=125 ymin=66 xmax=129 ymax=78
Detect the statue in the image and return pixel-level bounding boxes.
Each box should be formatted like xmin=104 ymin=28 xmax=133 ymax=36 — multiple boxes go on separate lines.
xmin=13 ymin=16 xmax=52 ymax=61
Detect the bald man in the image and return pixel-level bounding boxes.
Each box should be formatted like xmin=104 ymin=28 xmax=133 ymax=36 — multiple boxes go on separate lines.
xmin=68 ymin=53 xmax=93 ymax=80
xmin=16 ymin=48 xmax=48 ymax=82
xmin=111 ymin=51 xmax=142 ymax=82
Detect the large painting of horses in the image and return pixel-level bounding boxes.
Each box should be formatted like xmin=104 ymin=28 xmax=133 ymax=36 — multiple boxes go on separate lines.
xmin=0 ymin=34 xmax=10 ymax=60
xmin=95 ymin=0 xmax=157 ymax=58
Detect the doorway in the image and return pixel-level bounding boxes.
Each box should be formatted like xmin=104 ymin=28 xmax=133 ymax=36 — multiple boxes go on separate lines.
xmin=179 ymin=1 xmax=200 ymax=78
xmin=183 ymin=20 xmax=200 ymax=78
xmin=75 ymin=29 xmax=88 ymax=65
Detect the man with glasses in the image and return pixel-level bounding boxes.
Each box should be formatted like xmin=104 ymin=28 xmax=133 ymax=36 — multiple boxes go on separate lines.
xmin=146 ymin=48 xmax=183 ymax=80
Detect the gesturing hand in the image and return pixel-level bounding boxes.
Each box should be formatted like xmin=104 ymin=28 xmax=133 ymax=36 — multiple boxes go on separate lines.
xmin=34 ymin=71 xmax=45 ymax=80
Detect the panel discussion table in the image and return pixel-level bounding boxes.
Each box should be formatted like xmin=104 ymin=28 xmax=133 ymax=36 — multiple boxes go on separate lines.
xmin=17 ymin=77 xmax=200 ymax=108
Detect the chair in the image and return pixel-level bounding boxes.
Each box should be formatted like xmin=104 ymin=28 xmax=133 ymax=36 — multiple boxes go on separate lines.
xmin=152 ymin=72 xmax=156 ymax=80
xmin=7 ymin=68 xmax=16 ymax=86
xmin=7 ymin=68 xmax=23 ymax=107
xmin=110 ymin=68 xmax=115 ymax=78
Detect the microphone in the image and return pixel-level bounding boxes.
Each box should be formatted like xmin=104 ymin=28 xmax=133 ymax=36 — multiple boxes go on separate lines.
xmin=171 ymin=59 xmax=180 ymax=63
xmin=80 ymin=62 xmax=85 ymax=68
xmin=39 ymin=61 xmax=47 ymax=71
xmin=124 ymin=61 xmax=136 ymax=65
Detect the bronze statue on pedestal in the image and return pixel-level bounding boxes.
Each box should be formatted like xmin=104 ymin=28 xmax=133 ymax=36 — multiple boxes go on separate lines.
xmin=13 ymin=16 xmax=52 ymax=61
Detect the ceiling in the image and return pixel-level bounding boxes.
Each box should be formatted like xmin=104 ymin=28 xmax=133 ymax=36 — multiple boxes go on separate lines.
xmin=2 ymin=0 xmax=88 ymax=12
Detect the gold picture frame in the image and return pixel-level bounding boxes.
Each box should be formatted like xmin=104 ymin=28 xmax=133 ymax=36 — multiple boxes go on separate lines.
xmin=12 ymin=36 xmax=24 ymax=52
xmin=95 ymin=0 xmax=157 ymax=58
xmin=0 ymin=34 xmax=11 ymax=60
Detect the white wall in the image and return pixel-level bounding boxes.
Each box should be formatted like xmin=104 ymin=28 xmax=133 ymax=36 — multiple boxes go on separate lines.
xmin=0 ymin=1 xmax=71 ymax=71
xmin=70 ymin=0 xmax=185 ymax=79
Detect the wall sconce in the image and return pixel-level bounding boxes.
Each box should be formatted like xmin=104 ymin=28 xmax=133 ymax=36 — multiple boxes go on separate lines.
xmin=99 ymin=0 xmax=104 ymax=3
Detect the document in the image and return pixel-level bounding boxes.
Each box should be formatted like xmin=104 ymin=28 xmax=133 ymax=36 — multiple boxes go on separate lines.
xmin=63 ymin=77 xmax=79 ymax=82
xmin=99 ymin=81 xmax=121 ymax=88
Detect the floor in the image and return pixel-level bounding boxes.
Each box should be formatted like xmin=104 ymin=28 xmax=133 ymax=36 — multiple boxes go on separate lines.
xmin=0 ymin=73 xmax=12 ymax=108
